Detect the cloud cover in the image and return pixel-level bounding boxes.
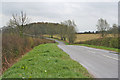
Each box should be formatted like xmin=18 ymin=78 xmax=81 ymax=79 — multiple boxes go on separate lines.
xmin=1 ymin=2 xmax=118 ymax=32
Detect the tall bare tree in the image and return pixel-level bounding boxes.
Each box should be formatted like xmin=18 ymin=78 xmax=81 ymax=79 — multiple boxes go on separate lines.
xmin=62 ymin=20 xmax=76 ymax=44
xmin=96 ymin=18 xmax=109 ymax=38
xmin=9 ymin=11 xmax=29 ymax=37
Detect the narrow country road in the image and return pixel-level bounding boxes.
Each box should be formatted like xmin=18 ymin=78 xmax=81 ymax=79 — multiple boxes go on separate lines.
xmin=49 ymin=38 xmax=118 ymax=78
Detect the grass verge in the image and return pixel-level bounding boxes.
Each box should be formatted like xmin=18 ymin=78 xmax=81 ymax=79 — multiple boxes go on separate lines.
xmin=2 ymin=43 xmax=92 ymax=78
xmin=74 ymin=44 xmax=119 ymax=52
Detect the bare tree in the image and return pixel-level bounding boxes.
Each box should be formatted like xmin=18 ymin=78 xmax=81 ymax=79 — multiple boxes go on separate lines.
xmin=96 ymin=18 xmax=109 ymax=38
xmin=62 ymin=20 xmax=76 ymax=44
xmin=9 ymin=11 xmax=29 ymax=37
xmin=112 ymin=24 xmax=118 ymax=37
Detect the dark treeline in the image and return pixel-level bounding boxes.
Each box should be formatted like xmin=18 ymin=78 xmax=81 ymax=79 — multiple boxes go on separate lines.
xmin=24 ymin=22 xmax=60 ymax=38
xmin=26 ymin=20 xmax=77 ymax=44
xmin=77 ymin=31 xmax=96 ymax=34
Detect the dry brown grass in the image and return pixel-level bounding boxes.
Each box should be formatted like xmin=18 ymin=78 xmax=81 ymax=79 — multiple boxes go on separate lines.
xmin=75 ymin=34 xmax=114 ymax=43
xmin=75 ymin=34 xmax=100 ymax=42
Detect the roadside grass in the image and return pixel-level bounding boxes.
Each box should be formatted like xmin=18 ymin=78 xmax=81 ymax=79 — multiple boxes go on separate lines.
xmin=73 ymin=44 xmax=119 ymax=52
xmin=2 ymin=43 xmax=92 ymax=78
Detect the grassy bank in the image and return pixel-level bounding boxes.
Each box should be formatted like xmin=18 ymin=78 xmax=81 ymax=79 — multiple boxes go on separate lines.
xmin=2 ymin=43 xmax=92 ymax=78
xmin=2 ymin=34 xmax=55 ymax=73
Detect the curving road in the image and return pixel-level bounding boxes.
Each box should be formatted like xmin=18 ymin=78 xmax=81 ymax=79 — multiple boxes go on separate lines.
xmin=51 ymin=39 xmax=118 ymax=78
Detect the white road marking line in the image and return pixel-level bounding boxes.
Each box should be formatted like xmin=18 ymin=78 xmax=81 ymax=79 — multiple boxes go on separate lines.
xmin=88 ymin=50 xmax=96 ymax=53
xmin=102 ymin=55 xmax=118 ymax=61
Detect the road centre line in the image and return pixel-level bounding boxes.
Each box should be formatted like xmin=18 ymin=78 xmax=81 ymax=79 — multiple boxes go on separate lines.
xmin=102 ymin=55 xmax=118 ymax=61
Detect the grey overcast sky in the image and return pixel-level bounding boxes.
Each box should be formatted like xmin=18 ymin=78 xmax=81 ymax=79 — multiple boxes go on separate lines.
xmin=1 ymin=0 xmax=118 ymax=32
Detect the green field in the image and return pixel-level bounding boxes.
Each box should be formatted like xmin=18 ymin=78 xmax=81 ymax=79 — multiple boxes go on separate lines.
xmin=2 ymin=43 xmax=92 ymax=78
